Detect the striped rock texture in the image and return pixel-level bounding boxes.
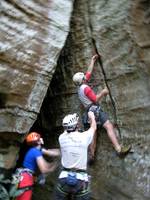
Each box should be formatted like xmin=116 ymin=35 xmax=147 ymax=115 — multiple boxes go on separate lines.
xmin=0 ymin=0 xmax=150 ymax=199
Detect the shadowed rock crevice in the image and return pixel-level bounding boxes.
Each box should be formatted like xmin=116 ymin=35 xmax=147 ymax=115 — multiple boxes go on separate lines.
xmin=0 ymin=0 xmax=150 ymax=199
xmin=33 ymin=0 xmax=150 ymax=199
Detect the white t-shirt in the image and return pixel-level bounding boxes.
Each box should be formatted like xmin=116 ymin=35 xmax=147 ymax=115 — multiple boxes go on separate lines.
xmin=59 ymin=129 xmax=94 ymax=170
xmin=78 ymin=84 xmax=93 ymax=108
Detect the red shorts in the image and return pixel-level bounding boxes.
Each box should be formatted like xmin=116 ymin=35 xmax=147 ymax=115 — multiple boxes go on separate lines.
xmin=16 ymin=172 xmax=34 ymax=200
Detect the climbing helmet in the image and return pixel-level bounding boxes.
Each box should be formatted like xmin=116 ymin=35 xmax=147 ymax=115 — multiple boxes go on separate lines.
xmin=72 ymin=72 xmax=85 ymax=85
xmin=62 ymin=113 xmax=79 ymax=131
xmin=26 ymin=132 xmax=41 ymax=143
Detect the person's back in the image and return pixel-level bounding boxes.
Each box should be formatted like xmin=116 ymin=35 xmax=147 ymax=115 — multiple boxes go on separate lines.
xmin=59 ymin=129 xmax=94 ymax=170
xmin=23 ymin=147 xmax=42 ymax=172
xmin=54 ymin=112 xmax=96 ymax=200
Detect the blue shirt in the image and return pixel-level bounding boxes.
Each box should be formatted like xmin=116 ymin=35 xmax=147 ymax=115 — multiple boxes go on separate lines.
xmin=23 ymin=147 xmax=42 ymax=172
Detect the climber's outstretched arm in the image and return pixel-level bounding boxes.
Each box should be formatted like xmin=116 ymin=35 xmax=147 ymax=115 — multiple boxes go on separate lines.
xmin=87 ymin=54 xmax=99 ymax=74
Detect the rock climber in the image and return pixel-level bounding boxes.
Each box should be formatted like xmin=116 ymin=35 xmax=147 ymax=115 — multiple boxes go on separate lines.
xmin=11 ymin=132 xmax=60 ymax=200
xmin=72 ymin=54 xmax=131 ymax=161
xmin=54 ymin=111 xmax=97 ymax=200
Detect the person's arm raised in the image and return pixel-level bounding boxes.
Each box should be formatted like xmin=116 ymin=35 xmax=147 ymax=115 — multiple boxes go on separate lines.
xmin=87 ymin=54 xmax=99 ymax=74
xmin=88 ymin=111 xmax=97 ymax=133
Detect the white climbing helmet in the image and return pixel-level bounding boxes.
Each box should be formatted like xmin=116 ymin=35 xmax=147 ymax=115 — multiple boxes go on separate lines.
xmin=72 ymin=72 xmax=85 ymax=85
xmin=62 ymin=113 xmax=79 ymax=131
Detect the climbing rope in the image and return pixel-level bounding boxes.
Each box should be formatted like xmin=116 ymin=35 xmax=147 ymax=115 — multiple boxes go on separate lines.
xmin=85 ymin=2 xmax=122 ymax=139
xmin=91 ymin=37 xmax=122 ymax=139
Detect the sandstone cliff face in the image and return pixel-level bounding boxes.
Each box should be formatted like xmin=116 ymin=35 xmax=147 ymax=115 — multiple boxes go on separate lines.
xmin=0 ymin=0 xmax=73 ymax=168
xmin=46 ymin=0 xmax=150 ymax=199
xmin=0 ymin=0 xmax=150 ymax=200
xmin=0 ymin=0 xmax=73 ymax=134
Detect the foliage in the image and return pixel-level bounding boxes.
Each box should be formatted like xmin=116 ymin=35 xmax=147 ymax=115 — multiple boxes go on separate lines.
xmin=0 ymin=174 xmax=11 ymax=200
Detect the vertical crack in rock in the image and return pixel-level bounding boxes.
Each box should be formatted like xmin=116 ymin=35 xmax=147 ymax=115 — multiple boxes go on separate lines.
xmin=87 ymin=1 xmax=122 ymax=139
xmin=1 ymin=0 xmax=149 ymax=199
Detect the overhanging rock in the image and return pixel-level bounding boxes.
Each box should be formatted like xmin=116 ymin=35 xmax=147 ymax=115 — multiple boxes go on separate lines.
xmin=0 ymin=0 xmax=74 ymax=134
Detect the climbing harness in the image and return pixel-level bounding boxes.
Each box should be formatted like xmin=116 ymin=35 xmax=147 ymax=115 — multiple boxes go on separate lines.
xmin=66 ymin=172 xmax=78 ymax=186
xmin=82 ymin=104 xmax=101 ymax=126
xmin=9 ymin=168 xmax=34 ymax=199
xmin=56 ymin=168 xmax=90 ymax=199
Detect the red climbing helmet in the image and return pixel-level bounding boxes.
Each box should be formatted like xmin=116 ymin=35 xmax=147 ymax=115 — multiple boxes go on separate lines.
xmin=26 ymin=132 xmax=41 ymax=143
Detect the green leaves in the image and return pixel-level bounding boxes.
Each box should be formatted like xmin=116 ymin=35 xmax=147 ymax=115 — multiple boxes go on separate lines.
xmin=0 ymin=185 xmax=10 ymax=200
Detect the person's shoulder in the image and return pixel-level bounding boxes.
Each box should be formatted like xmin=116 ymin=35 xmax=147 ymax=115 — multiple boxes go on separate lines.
xmin=28 ymin=147 xmax=36 ymax=152
xmin=60 ymin=131 xmax=66 ymax=135
xmin=82 ymin=128 xmax=94 ymax=136
xmin=30 ymin=147 xmax=42 ymax=153
xmin=59 ymin=131 xmax=66 ymax=139
xmin=82 ymin=83 xmax=88 ymax=87
xmin=79 ymin=84 xmax=89 ymax=90
xmin=26 ymin=147 xmax=42 ymax=157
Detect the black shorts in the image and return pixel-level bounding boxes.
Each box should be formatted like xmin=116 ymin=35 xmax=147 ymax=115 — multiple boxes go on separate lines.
xmin=82 ymin=105 xmax=108 ymax=128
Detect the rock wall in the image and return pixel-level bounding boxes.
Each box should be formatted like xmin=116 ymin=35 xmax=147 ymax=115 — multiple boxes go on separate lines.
xmin=45 ymin=0 xmax=150 ymax=199
xmin=0 ymin=0 xmax=150 ymax=199
xmin=0 ymin=0 xmax=74 ymax=168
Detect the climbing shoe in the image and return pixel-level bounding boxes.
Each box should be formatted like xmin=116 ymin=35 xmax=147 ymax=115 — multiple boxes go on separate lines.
xmin=117 ymin=145 xmax=131 ymax=157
